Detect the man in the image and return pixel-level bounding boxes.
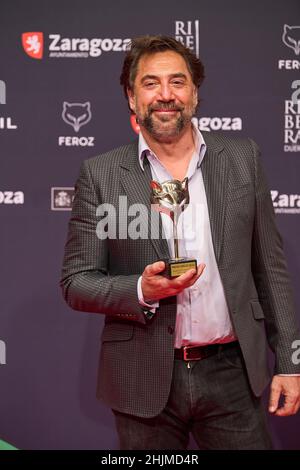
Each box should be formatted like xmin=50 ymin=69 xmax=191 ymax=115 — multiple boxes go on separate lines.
xmin=61 ymin=36 xmax=300 ymax=450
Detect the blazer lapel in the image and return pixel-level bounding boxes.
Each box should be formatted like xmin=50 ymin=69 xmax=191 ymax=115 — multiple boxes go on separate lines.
xmin=201 ymin=134 xmax=227 ymax=264
xmin=120 ymin=143 xmax=170 ymax=261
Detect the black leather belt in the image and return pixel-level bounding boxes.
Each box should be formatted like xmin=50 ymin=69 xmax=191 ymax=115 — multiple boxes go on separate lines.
xmin=174 ymin=341 xmax=239 ymax=361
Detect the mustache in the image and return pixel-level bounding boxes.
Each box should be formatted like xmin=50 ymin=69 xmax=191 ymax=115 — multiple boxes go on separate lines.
xmin=149 ymin=102 xmax=184 ymax=112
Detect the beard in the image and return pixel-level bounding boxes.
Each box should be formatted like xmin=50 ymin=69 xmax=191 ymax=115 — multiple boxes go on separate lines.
xmin=135 ymin=100 xmax=196 ymax=142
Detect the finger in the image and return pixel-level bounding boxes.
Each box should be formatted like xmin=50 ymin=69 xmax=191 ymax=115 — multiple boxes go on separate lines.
xmin=186 ymin=263 xmax=206 ymax=281
xmin=171 ymin=268 xmax=197 ymax=286
xmin=275 ymin=403 xmax=296 ymax=416
xmin=275 ymin=395 xmax=299 ymax=417
xmin=269 ymin=385 xmax=281 ymax=413
xmin=144 ymin=261 xmax=165 ymax=277
xmin=195 ymin=263 xmax=206 ymax=280
xmin=178 ymin=263 xmax=206 ymax=288
xmin=167 ymin=263 xmax=205 ymax=290
xmin=196 ymin=263 xmax=206 ymax=277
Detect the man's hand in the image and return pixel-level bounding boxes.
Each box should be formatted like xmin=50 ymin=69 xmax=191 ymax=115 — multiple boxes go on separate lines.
xmin=269 ymin=375 xmax=300 ymax=416
xmin=141 ymin=261 xmax=206 ymax=302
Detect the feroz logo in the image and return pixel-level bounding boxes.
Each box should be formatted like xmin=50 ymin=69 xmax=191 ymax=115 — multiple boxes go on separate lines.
xmin=51 ymin=188 xmax=74 ymax=210
xmin=59 ymin=101 xmax=95 ymax=147
xmin=22 ymin=32 xmax=43 ymax=59
xmin=278 ymin=25 xmax=300 ymax=70
xmin=0 ymin=340 xmax=6 ymax=365
xmin=0 ymin=80 xmax=6 ymax=104
xmin=175 ymin=20 xmax=200 ymax=57
xmin=282 ymin=24 xmax=300 ymax=55
xmin=62 ymin=102 xmax=91 ymax=132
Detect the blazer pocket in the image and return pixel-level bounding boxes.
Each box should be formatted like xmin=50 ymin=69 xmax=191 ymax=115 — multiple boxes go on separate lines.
xmin=250 ymin=300 xmax=265 ymax=320
xmin=227 ymin=183 xmax=253 ymax=202
xmin=101 ymin=322 xmax=134 ymax=342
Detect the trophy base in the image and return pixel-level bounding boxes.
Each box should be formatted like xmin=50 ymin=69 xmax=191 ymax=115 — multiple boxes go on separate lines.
xmin=162 ymin=258 xmax=197 ymax=278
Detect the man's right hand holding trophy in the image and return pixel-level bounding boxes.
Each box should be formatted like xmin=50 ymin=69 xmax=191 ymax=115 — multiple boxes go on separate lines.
xmin=141 ymin=177 xmax=206 ymax=303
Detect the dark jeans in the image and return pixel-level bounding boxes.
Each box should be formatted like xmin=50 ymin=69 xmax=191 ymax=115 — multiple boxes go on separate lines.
xmin=113 ymin=343 xmax=273 ymax=450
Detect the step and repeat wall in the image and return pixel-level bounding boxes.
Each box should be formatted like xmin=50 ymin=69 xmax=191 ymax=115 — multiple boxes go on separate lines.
xmin=1 ymin=0 xmax=300 ymax=450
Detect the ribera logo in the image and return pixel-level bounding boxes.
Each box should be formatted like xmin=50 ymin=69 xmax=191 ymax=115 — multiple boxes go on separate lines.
xmin=22 ymin=32 xmax=43 ymax=59
xmin=22 ymin=32 xmax=130 ymax=59
xmin=51 ymin=187 xmax=74 ymax=210
xmin=284 ymin=80 xmax=300 ymax=152
xmin=0 ymin=191 xmax=24 ymax=204
xmin=175 ymin=20 xmax=200 ymax=57
xmin=278 ymin=25 xmax=300 ymax=70
xmin=59 ymin=101 xmax=95 ymax=147
xmin=0 ymin=80 xmax=6 ymax=104
xmin=271 ymin=190 xmax=300 ymax=214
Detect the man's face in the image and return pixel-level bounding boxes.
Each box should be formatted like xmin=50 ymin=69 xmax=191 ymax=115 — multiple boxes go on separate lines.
xmin=128 ymin=51 xmax=198 ymax=142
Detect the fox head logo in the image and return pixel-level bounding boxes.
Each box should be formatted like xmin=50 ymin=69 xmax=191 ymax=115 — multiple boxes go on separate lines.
xmin=62 ymin=102 xmax=92 ymax=132
xmin=282 ymin=24 xmax=300 ymax=55
xmin=150 ymin=178 xmax=189 ymax=219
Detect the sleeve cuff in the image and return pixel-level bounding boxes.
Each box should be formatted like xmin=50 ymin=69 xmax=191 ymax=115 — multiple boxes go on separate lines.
xmin=137 ymin=275 xmax=159 ymax=312
xmin=277 ymin=374 xmax=300 ymax=377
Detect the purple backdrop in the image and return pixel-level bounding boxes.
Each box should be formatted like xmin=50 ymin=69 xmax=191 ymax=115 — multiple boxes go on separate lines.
xmin=0 ymin=0 xmax=300 ymax=450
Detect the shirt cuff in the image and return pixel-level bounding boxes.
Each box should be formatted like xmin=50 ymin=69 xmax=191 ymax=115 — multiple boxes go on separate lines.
xmin=137 ymin=275 xmax=159 ymax=311
xmin=277 ymin=374 xmax=300 ymax=376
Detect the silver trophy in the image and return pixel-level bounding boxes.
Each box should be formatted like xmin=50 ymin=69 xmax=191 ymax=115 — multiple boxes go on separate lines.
xmin=150 ymin=177 xmax=197 ymax=278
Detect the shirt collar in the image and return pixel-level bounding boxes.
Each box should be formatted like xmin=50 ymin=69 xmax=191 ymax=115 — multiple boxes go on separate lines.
xmin=138 ymin=121 xmax=207 ymax=171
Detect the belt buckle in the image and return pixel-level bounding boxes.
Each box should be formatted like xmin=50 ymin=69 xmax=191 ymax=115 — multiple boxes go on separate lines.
xmin=183 ymin=345 xmax=201 ymax=361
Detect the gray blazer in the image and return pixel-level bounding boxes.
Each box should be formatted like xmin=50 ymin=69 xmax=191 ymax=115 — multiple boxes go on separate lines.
xmin=61 ymin=131 xmax=300 ymax=418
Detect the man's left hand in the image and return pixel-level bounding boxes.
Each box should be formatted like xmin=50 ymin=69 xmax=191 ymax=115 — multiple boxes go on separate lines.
xmin=269 ymin=375 xmax=300 ymax=416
